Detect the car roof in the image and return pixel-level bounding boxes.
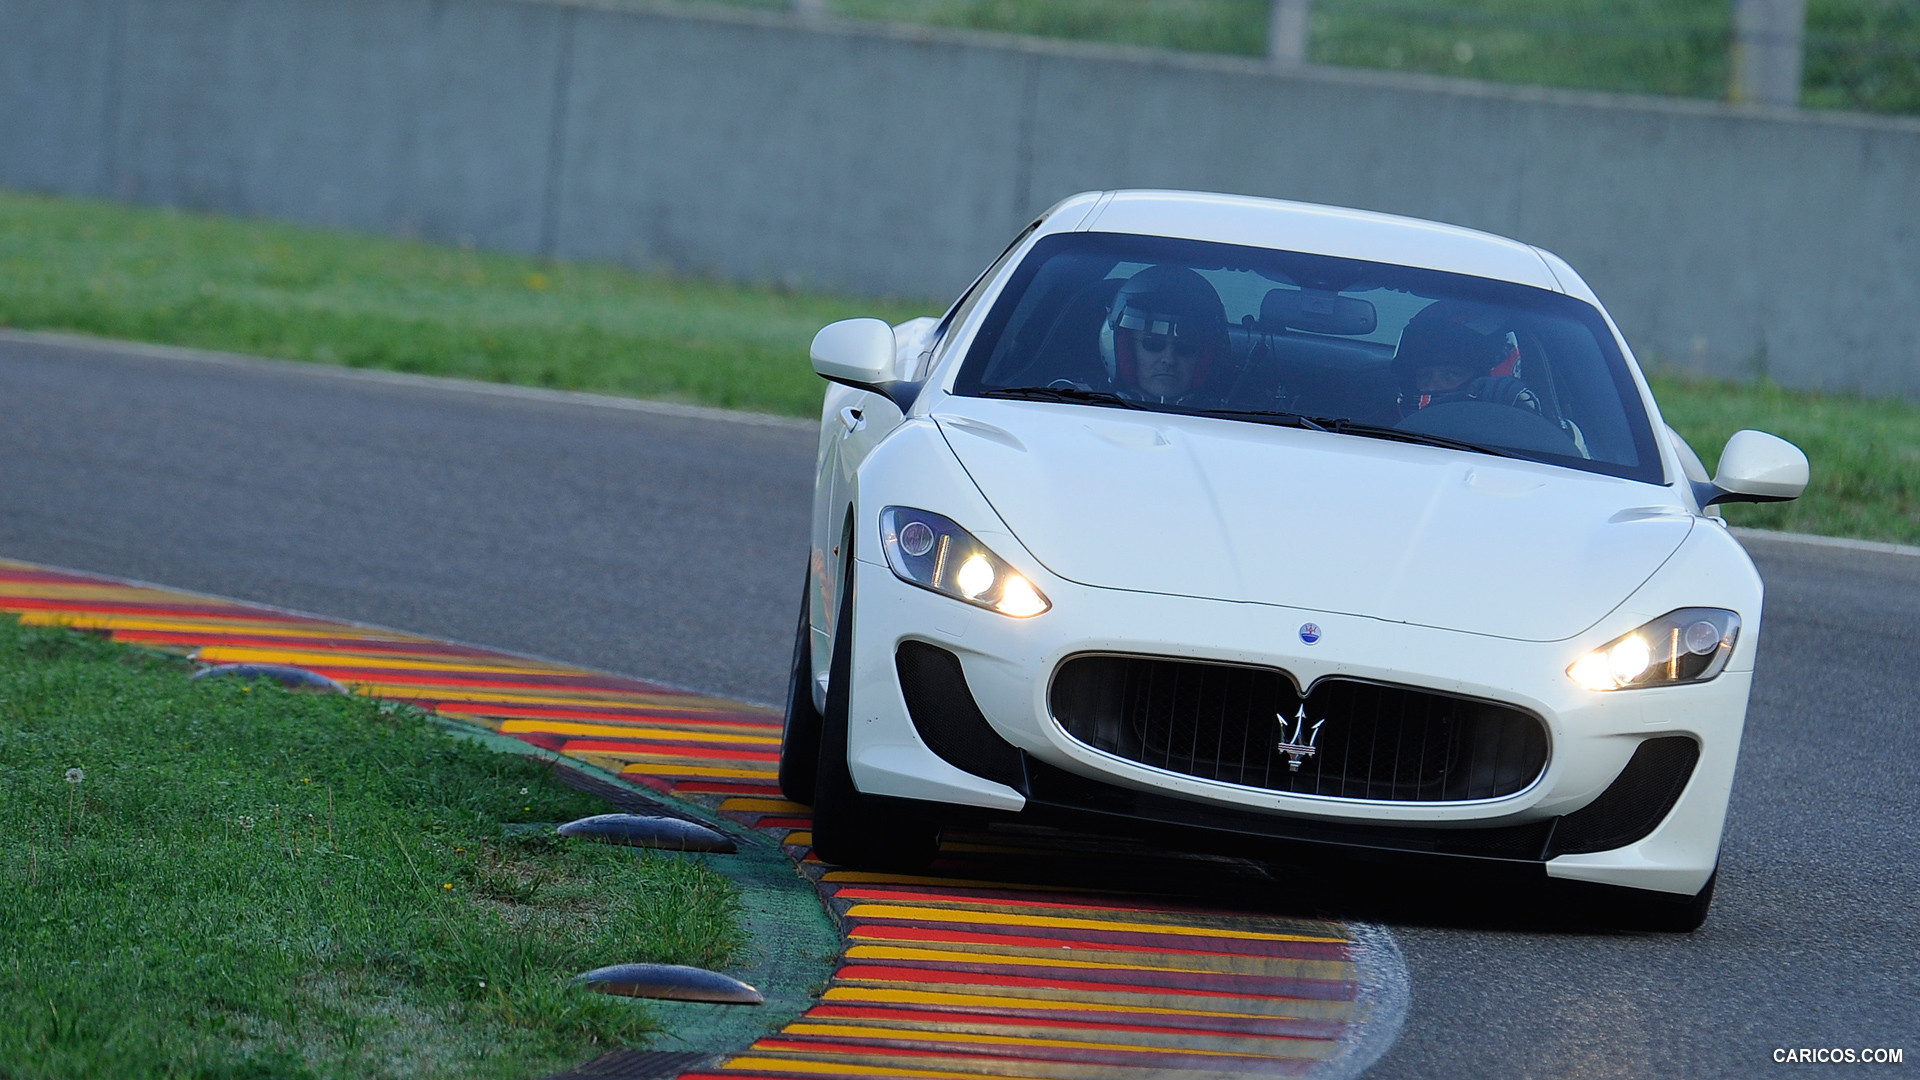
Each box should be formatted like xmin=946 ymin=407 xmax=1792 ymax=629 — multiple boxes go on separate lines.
xmin=1061 ymin=190 xmax=1565 ymax=293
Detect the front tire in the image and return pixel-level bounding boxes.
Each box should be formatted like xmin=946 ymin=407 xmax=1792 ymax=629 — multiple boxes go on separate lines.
xmin=777 ymin=577 xmax=822 ymax=806
xmin=809 ymin=559 xmax=941 ymax=872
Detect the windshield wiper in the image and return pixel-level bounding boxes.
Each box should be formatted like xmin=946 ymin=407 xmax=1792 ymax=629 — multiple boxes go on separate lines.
xmin=979 ymin=385 xmax=1146 ymax=409
xmin=1203 ymin=408 xmax=1516 ymax=458
xmin=978 ymin=393 xmax=1515 ymax=459
xmin=1190 ymin=408 xmax=1333 ymax=432
xmin=1317 ymin=419 xmax=1518 ymax=459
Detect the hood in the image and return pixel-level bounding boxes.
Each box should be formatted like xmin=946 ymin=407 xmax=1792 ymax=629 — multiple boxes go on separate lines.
xmin=933 ymin=398 xmax=1691 ymax=642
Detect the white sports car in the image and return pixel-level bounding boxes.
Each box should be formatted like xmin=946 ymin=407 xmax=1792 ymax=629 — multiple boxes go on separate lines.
xmin=780 ymin=190 xmax=1807 ymax=930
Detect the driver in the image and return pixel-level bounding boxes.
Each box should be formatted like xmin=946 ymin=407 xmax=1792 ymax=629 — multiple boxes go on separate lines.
xmin=1392 ymin=301 xmax=1543 ymax=418
xmin=1099 ymin=265 xmax=1229 ymax=405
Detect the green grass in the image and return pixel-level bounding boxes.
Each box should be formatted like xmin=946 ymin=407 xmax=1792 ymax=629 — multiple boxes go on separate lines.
xmin=1308 ymin=0 xmax=1731 ymax=100
xmin=1652 ymin=374 xmax=1920 ymax=545
xmin=0 ymin=620 xmax=746 ymax=1080
xmin=1803 ymin=0 xmax=1920 ymax=114
xmin=3 ymin=187 xmax=1914 ymax=545
xmin=0 ymin=189 xmax=931 ymax=418
xmin=829 ymin=0 xmax=1274 ymax=54
xmin=691 ymin=0 xmax=1920 ymax=114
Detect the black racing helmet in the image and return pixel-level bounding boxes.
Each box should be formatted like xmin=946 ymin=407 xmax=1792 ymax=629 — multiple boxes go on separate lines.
xmin=1391 ymin=300 xmax=1510 ymax=397
xmin=1098 ymin=265 xmax=1229 ymax=391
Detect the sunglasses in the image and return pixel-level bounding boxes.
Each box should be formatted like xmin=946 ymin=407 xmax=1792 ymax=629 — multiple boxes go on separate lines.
xmin=1135 ymin=333 xmax=1205 ymax=360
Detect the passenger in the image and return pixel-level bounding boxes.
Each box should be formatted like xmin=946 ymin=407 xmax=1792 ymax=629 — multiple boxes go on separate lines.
xmin=1099 ymin=265 xmax=1229 ymax=405
xmin=1392 ymin=301 xmax=1543 ymax=417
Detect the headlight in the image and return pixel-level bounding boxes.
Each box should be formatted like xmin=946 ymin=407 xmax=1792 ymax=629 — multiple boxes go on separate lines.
xmin=1567 ymin=608 xmax=1740 ymax=691
xmin=879 ymin=506 xmax=1050 ymax=618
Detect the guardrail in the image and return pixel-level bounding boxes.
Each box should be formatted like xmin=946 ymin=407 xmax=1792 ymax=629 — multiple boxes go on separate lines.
xmin=2 ymin=0 xmax=1915 ymax=399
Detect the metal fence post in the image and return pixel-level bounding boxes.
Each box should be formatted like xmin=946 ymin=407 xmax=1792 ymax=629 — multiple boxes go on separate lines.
xmin=1731 ymin=0 xmax=1807 ymax=107
xmin=1268 ymin=0 xmax=1310 ymax=65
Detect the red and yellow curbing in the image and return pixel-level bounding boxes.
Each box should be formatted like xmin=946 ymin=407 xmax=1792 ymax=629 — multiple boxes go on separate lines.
xmin=0 ymin=558 xmax=1381 ymax=1079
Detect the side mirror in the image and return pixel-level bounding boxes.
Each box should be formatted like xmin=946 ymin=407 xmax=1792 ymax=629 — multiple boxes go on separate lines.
xmin=1704 ymin=429 xmax=1808 ymax=505
xmin=810 ymin=318 xmax=922 ymax=411
xmin=810 ymin=318 xmax=895 ymax=386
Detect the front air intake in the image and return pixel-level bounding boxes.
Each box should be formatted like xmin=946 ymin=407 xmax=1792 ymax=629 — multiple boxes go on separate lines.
xmin=895 ymin=641 xmax=1026 ymax=789
xmin=1546 ymin=736 xmax=1699 ymax=855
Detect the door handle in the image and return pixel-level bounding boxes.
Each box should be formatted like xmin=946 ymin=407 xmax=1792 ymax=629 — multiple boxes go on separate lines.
xmin=839 ymin=406 xmax=865 ymax=432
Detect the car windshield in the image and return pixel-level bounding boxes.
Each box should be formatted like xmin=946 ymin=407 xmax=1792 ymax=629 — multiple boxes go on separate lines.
xmin=951 ymin=232 xmax=1665 ymax=484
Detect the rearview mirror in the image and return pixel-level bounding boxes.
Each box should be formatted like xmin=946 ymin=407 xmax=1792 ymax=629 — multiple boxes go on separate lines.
xmin=1260 ymin=289 xmax=1377 ymax=336
xmin=1706 ymin=430 xmax=1808 ymax=505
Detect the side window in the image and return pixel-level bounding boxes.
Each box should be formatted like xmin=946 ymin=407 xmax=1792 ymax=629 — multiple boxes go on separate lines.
xmin=916 ymin=222 xmax=1041 ymax=380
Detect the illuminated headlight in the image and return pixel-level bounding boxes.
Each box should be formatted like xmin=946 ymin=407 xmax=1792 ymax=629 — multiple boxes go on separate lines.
xmin=1567 ymin=608 xmax=1740 ymax=691
xmin=879 ymin=506 xmax=1050 ymax=618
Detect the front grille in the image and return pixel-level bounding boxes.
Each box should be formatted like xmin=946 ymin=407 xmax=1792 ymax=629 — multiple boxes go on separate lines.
xmin=1049 ymin=655 xmax=1548 ymax=803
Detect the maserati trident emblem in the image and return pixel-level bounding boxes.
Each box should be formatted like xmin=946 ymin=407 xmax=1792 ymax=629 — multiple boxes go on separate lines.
xmin=1276 ymin=705 xmax=1326 ymax=772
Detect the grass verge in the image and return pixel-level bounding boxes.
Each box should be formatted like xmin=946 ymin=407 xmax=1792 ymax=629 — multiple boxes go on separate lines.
xmin=0 ymin=619 xmax=745 ymax=1080
xmin=3 ymin=187 xmax=1913 ymax=544
xmin=1651 ymin=374 xmax=1920 ymax=545
xmin=0 ymin=189 xmax=931 ymax=418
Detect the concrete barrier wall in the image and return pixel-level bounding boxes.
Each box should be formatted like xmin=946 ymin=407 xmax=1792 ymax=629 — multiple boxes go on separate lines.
xmin=3 ymin=0 xmax=1916 ymax=399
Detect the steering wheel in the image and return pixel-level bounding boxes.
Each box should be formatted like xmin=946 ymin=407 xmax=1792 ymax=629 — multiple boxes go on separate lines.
xmin=1395 ymin=400 xmax=1580 ymax=456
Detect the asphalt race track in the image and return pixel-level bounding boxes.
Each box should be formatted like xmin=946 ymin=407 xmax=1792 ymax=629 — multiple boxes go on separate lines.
xmin=3 ymin=330 xmax=1915 ymax=1077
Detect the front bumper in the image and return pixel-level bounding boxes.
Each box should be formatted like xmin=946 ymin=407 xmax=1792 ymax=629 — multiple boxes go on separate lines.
xmin=842 ymin=549 xmax=1751 ymax=897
